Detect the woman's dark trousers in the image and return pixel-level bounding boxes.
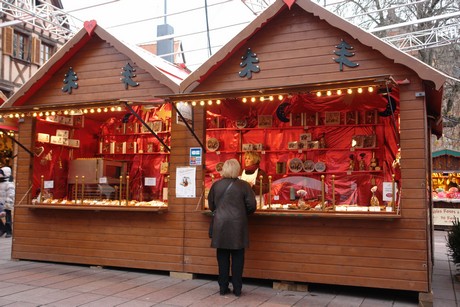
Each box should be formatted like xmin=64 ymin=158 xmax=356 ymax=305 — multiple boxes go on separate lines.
xmin=216 ymin=248 xmax=245 ymax=294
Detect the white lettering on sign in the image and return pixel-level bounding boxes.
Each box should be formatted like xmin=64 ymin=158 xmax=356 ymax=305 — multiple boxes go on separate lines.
xmin=433 ymin=208 xmax=460 ymax=226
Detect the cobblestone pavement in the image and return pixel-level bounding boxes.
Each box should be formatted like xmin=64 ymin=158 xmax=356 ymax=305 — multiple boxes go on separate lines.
xmin=0 ymin=230 xmax=456 ymax=306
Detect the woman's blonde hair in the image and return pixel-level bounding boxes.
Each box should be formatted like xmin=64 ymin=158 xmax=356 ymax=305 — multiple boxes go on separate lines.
xmin=221 ymin=159 xmax=241 ymax=178
xmin=244 ymin=151 xmax=261 ymax=164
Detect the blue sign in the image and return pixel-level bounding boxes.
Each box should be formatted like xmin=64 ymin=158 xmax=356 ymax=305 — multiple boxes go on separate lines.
xmin=190 ymin=147 xmax=202 ymax=165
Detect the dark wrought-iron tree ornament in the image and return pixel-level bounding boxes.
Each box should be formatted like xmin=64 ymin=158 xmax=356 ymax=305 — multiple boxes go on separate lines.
xmin=239 ymin=48 xmax=260 ymax=79
xmin=62 ymin=67 xmax=78 ymax=94
xmin=121 ymin=63 xmax=139 ymax=89
xmin=333 ymin=40 xmax=359 ymax=71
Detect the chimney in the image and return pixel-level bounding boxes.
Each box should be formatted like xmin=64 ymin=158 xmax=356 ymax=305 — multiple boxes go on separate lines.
xmin=157 ymin=24 xmax=174 ymax=63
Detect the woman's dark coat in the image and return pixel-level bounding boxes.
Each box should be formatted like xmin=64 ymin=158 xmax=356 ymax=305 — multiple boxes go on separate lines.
xmin=208 ymin=178 xmax=256 ymax=249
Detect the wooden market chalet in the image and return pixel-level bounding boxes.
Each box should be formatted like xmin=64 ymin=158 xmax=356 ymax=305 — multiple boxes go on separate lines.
xmin=0 ymin=0 xmax=450 ymax=304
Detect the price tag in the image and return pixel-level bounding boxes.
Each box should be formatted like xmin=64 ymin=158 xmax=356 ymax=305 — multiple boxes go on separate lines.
xmin=145 ymin=177 xmax=156 ymax=186
xmin=44 ymin=180 xmax=54 ymax=189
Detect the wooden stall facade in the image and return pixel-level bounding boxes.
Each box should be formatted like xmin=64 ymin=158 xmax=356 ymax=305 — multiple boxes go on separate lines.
xmin=172 ymin=0 xmax=446 ymax=301
xmin=0 ymin=0 xmax=447 ymax=304
xmin=2 ymin=21 xmax=192 ymax=273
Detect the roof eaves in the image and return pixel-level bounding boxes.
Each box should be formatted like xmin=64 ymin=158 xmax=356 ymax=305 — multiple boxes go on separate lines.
xmin=1 ymin=27 xmax=89 ymax=108
xmin=96 ymin=27 xmax=186 ymax=91
xmin=295 ymin=0 xmax=447 ymax=90
xmin=179 ymin=0 xmax=285 ymax=93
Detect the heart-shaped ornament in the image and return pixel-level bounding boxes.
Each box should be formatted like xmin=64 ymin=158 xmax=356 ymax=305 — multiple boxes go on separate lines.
xmin=84 ymin=20 xmax=97 ymax=36
xmin=34 ymin=146 xmax=44 ymax=157
xmin=283 ymin=0 xmax=296 ymax=9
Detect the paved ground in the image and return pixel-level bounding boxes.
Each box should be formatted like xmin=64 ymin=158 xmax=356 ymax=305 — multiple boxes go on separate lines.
xmin=0 ymin=230 xmax=458 ymax=306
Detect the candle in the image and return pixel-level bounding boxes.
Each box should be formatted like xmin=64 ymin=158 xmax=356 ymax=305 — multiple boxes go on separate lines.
xmin=321 ymin=175 xmax=325 ymax=211
xmin=268 ymin=175 xmax=272 ymax=208
xmin=81 ymin=176 xmax=85 ymax=204
xmin=39 ymin=175 xmax=44 ymax=203
xmin=259 ymin=175 xmax=263 ymax=208
xmin=126 ymin=175 xmax=130 ymax=205
xmin=119 ymin=176 xmax=123 ymax=206
xmin=332 ymin=175 xmax=335 ymax=208
xmin=75 ymin=176 xmax=78 ymax=204
xmin=392 ymin=174 xmax=396 ymax=210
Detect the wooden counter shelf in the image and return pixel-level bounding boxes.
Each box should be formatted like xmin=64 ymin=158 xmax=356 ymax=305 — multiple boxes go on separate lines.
xmin=17 ymin=204 xmax=168 ymax=213
xmin=202 ymin=209 xmax=400 ymax=219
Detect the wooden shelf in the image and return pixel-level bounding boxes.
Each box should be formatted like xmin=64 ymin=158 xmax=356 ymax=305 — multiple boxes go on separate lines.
xmin=206 ymin=148 xmax=380 ymax=154
xmin=206 ymin=123 xmax=383 ymax=132
xmin=18 ymin=204 xmax=168 ymax=213
xmin=201 ymin=209 xmax=400 ymax=219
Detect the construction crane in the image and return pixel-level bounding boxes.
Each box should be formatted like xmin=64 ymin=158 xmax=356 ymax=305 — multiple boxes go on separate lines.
xmin=0 ymin=0 xmax=78 ymax=40
xmin=241 ymin=0 xmax=274 ymax=15
xmin=1 ymin=0 xmax=458 ymax=54
xmin=241 ymin=0 xmax=459 ymax=52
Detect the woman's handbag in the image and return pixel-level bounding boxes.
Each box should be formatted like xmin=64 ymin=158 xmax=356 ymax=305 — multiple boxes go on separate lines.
xmin=208 ymin=212 xmax=215 ymax=238
xmin=209 ymin=180 xmax=235 ymax=238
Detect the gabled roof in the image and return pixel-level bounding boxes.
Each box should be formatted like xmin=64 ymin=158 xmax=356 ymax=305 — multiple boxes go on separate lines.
xmin=2 ymin=20 xmax=190 ymax=108
xmin=180 ymin=0 xmax=448 ymax=93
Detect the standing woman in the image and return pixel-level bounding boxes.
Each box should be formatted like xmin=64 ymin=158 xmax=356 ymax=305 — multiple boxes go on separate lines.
xmin=0 ymin=166 xmax=15 ymax=238
xmin=208 ymin=159 xmax=257 ymax=297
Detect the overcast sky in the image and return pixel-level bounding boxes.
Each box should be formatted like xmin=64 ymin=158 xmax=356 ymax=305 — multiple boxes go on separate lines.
xmin=60 ymin=0 xmax=260 ymax=70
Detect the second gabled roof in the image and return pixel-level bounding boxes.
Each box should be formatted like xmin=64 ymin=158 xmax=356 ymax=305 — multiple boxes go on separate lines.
xmin=180 ymin=0 xmax=448 ymax=93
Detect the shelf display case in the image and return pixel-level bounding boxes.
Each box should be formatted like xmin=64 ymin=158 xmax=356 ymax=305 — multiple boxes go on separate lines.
xmin=31 ymin=104 xmax=171 ymax=210
xmin=204 ymin=93 xmax=400 ymax=215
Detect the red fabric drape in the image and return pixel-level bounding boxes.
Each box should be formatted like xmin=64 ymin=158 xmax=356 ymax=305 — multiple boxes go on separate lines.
xmin=205 ymin=90 xmax=400 ymax=206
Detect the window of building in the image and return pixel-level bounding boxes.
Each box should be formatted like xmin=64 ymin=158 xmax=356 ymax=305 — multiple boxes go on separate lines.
xmin=40 ymin=42 xmax=54 ymax=64
xmin=13 ymin=31 xmax=30 ymax=61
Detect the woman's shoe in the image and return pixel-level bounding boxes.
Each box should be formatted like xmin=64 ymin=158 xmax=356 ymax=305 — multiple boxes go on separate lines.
xmin=233 ymin=289 xmax=241 ymax=297
xmin=219 ymin=287 xmax=230 ymax=295
xmin=5 ymin=233 xmax=11 ymax=238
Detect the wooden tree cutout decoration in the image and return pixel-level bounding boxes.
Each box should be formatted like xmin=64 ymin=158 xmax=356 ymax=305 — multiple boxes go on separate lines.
xmin=62 ymin=67 xmax=78 ymax=94
xmin=333 ymin=40 xmax=359 ymax=71
xmin=120 ymin=63 xmax=139 ymax=89
xmin=239 ymin=48 xmax=260 ymax=79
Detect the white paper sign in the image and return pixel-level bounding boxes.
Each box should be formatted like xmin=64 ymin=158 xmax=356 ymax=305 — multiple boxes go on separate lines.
xmin=99 ymin=177 xmax=108 ymax=184
xmin=44 ymin=180 xmax=54 ymax=189
xmin=145 ymin=177 xmax=157 ymax=186
xmin=433 ymin=208 xmax=460 ymax=226
xmin=176 ymin=167 xmax=196 ymax=198
xmin=382 ymin=182 xmax=398 ymax=202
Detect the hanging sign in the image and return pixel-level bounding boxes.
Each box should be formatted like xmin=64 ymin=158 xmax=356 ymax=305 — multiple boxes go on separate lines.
xmin=190 ymin=147 xmax=202 ymax=166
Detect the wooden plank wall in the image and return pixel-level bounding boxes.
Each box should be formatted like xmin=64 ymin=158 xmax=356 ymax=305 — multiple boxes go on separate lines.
xmin=11 ymin=35 xmax=186 ymax=273
xmin=180 ymin=5 xmax=431 ymax=292
xmin=10 ymin=5 xmax=432 ymax=294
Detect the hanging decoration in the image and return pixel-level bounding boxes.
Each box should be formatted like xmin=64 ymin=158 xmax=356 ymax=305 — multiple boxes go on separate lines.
xmin=61 ymin=67 xmax=78 ymax=94
xmin=239 ymin=48 xmax=260 ymax=79
xmin=83 ymin=20 xmax=97 ymax=36
xmin=333 ymin=40 xmax=359 ymax=71
xmin=378 ymin=95 xmax=397 ymax=117
xmin=276 ymin=101 xmax=291 ymax=122
xmin=120 ymin=63 xmax=139 ymax=89
xmin=283 ymin=0 xmax=296 ymax=9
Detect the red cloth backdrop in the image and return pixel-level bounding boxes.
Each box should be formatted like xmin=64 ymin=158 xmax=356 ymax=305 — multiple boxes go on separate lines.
xmin=205 ymin=89 xmax=400 ymax=206
xmin=33 ymin=105 xmax=170 ymax=201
